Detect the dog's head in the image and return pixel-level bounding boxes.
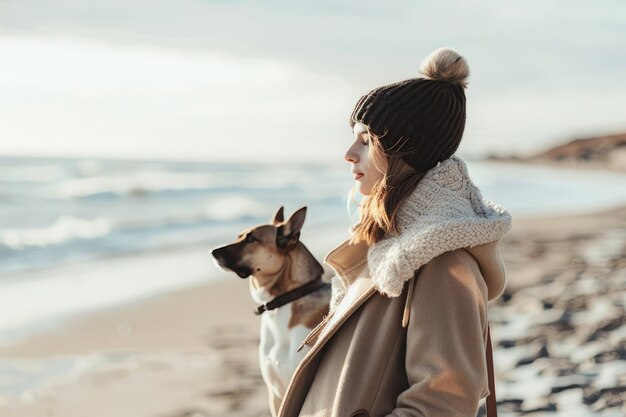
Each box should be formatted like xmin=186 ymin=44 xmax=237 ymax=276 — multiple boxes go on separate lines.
xmin=210 ymin=206 xmax=306 ymax=283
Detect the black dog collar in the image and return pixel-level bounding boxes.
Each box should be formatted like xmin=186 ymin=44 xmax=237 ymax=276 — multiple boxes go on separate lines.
xmin=254 ymin=277 xmax=330 ymax=316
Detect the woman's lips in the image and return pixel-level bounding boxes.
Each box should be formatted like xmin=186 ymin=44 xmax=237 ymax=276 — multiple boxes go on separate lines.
xmin=353 ymin=173 xmax=364 ymax=180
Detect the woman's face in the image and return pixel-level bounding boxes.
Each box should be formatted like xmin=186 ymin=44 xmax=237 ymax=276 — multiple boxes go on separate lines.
xmin=344 ymin=122 xmax=386 ymax=196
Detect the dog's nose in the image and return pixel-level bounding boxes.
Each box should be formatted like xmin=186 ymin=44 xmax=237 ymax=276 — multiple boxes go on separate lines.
xmin=210 ymin=247 xmax=224 ymax=263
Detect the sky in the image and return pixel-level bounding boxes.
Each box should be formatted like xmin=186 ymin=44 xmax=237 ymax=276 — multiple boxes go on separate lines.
xmin=1 ymin=0 xmax=625 ymax=164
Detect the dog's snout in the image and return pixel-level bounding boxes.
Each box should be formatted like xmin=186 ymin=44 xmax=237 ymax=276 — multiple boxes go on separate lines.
xmin=210 ymin=246 xmax=230 ymax=268
xmin=210 ymin=245 xmax=251 ymax=279
xmin=210 ymin=244 xmax=228 ymax=256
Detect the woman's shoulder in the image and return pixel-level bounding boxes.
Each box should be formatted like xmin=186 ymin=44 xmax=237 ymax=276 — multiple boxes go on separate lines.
xmin=414 ymin=247 xmax=488 ymax=300
xmin=427 ymin=247 xmax=481 ymax=272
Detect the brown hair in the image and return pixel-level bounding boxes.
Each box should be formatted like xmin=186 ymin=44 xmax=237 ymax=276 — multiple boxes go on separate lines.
xmin=348 ymin=123 xmax=427 ymax=246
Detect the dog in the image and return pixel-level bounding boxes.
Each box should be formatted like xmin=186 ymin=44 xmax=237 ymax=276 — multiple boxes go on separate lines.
xmin=210 ymin=206 xmax=331 ymax=417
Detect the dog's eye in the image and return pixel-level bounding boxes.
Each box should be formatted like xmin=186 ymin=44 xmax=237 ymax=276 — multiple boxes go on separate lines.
xmin=245 ymin=234 xmax=256 ymax=243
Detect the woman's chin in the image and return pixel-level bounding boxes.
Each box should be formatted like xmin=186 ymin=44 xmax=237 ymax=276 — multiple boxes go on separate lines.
xmin=356 ymin=182 xmax=372 ymax=196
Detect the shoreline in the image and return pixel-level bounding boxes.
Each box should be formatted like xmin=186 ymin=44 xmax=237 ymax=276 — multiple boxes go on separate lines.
xmin=481 ymin=157 xmax=626 ymax=174
xmin=0 ymin=204 xmax=626 ymax=358
xmin=0 ymin=221 xmax=347 ymax=348
xmin=0 ymin=278 xmax=254 ymax=357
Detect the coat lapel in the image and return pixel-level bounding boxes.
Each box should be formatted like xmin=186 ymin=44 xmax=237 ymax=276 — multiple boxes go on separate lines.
xmin=297 ymin=279 xmax=376 ymax=353
xmin=323 ymin=234 xmax=369 ymax=287
xmin=296 ymin=235 xmax=376 ymax=353
xmin=284 ymin=270 xmax=378 ymax=417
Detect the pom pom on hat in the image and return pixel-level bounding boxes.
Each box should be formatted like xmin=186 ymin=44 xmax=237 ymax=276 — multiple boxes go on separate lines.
xmin=419 ymin=46 xmax=470 ymax=89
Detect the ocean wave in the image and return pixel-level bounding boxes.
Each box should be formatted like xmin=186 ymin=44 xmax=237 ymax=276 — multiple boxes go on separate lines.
xmin=2 ymin=216 xmax=112 ymax=250
xmin=44 ymin=170 xmax=220 ymax=200
xmin=202 ymin=195 xmax=273 ymax=221
xmin=41 ymin=165 xmax=323 ymax=200
xmin=0 ymin=195 xmax=271 ymax=252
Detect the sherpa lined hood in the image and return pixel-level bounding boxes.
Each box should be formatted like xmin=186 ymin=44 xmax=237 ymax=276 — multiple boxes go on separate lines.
xmin=324 ymin=154 xmax=512 ymax=325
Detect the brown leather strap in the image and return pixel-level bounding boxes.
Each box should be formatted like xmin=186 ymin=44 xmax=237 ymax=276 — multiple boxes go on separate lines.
xmin=486 ymin=324 xmax=498 ymax=417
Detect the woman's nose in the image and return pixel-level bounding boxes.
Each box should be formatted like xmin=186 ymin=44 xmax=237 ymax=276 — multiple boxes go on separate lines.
xmin=344 ymin=144 xmax=358 ymax=163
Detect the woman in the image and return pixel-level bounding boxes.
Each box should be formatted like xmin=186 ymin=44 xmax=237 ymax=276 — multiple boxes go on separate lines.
xmin=276 ymin=47 xmax=512 ymax=417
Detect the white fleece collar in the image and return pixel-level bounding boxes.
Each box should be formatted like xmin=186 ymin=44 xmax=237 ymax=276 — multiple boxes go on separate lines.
xmin=326 ymin=154 xmax=512 ymax=312
xmin=367 ymin=154 xmax=512 ymax=299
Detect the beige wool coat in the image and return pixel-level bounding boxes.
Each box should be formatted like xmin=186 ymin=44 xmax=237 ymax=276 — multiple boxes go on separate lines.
xmin=276 ymin=155 xmax=512 ymax=417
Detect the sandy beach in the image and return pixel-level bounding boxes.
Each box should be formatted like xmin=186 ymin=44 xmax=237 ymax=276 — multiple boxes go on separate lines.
xmin=1 ymin=204 xmax=625 ymax=417
xmin=0 ymin=276 xmax=272 ymax=417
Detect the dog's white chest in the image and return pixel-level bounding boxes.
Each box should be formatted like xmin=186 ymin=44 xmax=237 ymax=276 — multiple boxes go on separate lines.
xmin=258 ymin=307 xmax=311 ymax=399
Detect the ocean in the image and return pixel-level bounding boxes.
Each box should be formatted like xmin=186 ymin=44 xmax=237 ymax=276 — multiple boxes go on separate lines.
xmin=1 ymin=155 xmax=626 ymax=344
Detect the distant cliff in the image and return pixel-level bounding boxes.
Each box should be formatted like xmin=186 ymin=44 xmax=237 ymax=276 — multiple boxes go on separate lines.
xmin=484 ymin=132 xmax=626 ymax=172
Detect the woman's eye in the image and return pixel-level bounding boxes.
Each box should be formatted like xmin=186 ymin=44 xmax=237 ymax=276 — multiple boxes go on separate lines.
xmin=360 ymin=137 xmax=369 ymax=146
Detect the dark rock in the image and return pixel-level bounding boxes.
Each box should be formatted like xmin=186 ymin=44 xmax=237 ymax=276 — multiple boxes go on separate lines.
xmin=587 ymin=386 xmax=626 ymax=410
xmin=500 ymin=339 xmax=517 ymax=349
xmin=496 ymin=398 xmax=523 ymax=413
xmin=587 ymin=315 xmax=626 ymax=342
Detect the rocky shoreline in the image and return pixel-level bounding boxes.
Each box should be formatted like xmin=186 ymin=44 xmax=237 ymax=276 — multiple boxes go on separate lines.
xmin=489 ymin=206 xmax=626 ymax=416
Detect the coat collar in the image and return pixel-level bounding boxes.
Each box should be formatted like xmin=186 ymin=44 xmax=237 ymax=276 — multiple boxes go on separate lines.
xmin=323 ymin=234 xmax=369 ymax=287
xmin=366 ymin=154 xmax=512 ymax=301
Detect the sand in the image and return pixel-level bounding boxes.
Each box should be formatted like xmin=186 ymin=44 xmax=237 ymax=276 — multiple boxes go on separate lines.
xmin=0 ymin=276 xmax=272 ymax=417
xmin=1 ymin=205 xmax=625 ymax=417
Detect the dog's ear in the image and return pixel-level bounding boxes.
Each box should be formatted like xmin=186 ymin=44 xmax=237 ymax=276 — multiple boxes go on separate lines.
xmin=276 ymin=207 xmax=307 ymax=249
xmin=283 ymin=206 xmax=306 ymax=235
xmin=271 ymin=206 xmax=284 ymax=225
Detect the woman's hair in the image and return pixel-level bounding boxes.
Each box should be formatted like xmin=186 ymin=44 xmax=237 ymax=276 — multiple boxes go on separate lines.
xmin=348 ymin=124 xmax=427 ymax=246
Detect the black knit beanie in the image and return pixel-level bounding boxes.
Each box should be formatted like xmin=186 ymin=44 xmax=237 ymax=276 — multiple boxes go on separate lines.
xmin=349 ymin=47 xmax=470 ymax=172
